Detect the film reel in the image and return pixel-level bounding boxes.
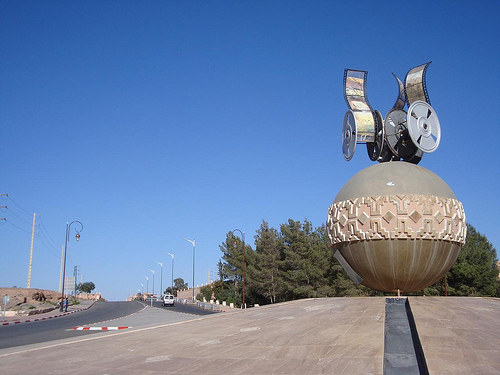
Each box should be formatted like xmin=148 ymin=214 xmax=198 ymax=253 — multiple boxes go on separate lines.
xmin=366 ymin=110 xmax=384 ymax=161
xmin=342 ymin=110 xmax=356 ymax=161
xmin=384 ymin=109 xmax=417 ymax=160
xmin=406 ymin=149 xmax=423 ymax=164
xmin=407 ymin=101 xmax=441 ymax=153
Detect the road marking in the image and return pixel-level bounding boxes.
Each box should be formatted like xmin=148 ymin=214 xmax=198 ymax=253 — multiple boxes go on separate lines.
xmin=73 ymin=326 xmax=130 ymax=330
xmin=0 ymin=311 xmax=231 ymax=358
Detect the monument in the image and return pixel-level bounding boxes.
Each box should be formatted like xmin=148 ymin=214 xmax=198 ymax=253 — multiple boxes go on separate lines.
xmin=327 ymin=63 xmax=467 ymax=293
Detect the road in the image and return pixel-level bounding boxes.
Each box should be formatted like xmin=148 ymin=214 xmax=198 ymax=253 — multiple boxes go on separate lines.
xmin=151 ymin=300 xmax=220 ymax=315
xmin=0 ymin=301 xmax=143 ymax=350
xmin=0 ymin=300 xmax=220 ymax=350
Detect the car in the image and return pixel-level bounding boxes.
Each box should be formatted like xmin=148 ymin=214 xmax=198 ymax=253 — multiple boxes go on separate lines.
xmin=162 ymin=294 xmax=175 ymax=307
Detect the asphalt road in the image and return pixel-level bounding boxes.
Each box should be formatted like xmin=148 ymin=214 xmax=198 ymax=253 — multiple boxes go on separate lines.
xmin=151 ymin=300 xmax=221 ymax=315
xmin=0 ymin=301 xmax=144 ymax=350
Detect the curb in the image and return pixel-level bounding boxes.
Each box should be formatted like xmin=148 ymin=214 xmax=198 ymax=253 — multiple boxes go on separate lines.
xmin=1 ymin=301 xmax=96 ymax=327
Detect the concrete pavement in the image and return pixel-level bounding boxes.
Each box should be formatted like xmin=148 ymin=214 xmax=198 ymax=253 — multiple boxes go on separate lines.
xmin=0 ymin=297 xmax=498 ymax=374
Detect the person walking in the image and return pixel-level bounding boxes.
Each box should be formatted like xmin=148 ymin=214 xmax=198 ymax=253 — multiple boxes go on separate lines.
xmin=64 ymin=297 xmax=69 ymax=312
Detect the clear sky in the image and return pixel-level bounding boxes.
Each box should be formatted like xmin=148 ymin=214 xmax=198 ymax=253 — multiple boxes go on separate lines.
xmin=1 ymin=1 xmax=499 ymax=301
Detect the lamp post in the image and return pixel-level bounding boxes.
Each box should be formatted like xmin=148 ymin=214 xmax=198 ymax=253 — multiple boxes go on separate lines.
xmin=140 ymin=283 xmax=144 ymax=295
xmin=157 ymin=262 xmax=163 ymax=297
xmin=183 ymin=238 xmax=195 ymax=303
xmin=166 ymin=252 xmax=174 ymax=295
xmin=145 ymin=276 xmax=149 ymax=295
xmin=60 ymin=221 xmax=83 ymax=312
xmin=230 ymin=229 xmax=246 ymax=308
xmin=149 ymin=269 xmax=155 ymax=306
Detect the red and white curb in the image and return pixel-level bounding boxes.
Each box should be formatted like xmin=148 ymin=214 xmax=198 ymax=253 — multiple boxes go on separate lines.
xmin=73 ymin=326 xmax=130 ymax=331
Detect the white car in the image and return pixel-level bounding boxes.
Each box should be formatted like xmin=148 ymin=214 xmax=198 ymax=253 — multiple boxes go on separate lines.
xmin=162 ymin=294 xmax=174 ymax=307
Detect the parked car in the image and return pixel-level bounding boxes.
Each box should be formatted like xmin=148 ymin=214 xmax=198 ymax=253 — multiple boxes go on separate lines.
xmin=162 ymin=294 xmax=174 ymax=307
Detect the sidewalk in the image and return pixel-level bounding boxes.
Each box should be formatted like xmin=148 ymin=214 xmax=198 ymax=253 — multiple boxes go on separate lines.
xmin=1 ymin=300 xmax=95 ymax=326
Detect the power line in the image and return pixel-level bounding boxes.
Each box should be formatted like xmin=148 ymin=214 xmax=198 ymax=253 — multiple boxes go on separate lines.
xmin=4 ymin=206 xmax=33 ymax=226
xmin=38 ymin=228 xmax=60 ymax=254
xmin=4 ymin=219 xmax=32 ymax=234
xmin=3 ymin=194 xmax=32 ymax=217
xmin=36 ymin=233 xmax=61 ymax=259
xmin=38 ymin=216 xmax=60 ymax=249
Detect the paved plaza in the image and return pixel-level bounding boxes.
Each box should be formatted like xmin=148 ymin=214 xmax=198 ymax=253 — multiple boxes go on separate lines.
xmin=0 ymin=297 xmax=498 ymax=374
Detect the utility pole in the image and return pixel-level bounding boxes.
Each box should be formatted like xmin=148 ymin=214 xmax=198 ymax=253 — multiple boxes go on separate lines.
xmin=59 ymin=245 xmax=64 ymax=292
xmin=27 ymin=213 xmax=36 ymax=288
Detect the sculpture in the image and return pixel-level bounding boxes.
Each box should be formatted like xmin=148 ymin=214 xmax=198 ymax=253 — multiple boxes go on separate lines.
xmin=328 ymin=63 xmax=466 ymax=293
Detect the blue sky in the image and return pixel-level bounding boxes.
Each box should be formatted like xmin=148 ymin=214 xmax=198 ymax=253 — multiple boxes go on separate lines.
xmin=1 ymin=1 xmax=499 ymax=301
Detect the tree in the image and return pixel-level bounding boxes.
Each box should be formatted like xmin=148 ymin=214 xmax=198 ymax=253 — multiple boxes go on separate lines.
xmin=174 ymin=278 xmax=188 ymax=290
xmin=218 ymin=231 xmax=255 ymax=307
xmin=445 ymin=224 xmax=498 ymax=296
xmin=77 ymin=282 xmax=95 ymax=294
xmin=252 ymin=221 xmax=283 ymax=304
xmin=197 ymin=285 xmax=213 ymax=302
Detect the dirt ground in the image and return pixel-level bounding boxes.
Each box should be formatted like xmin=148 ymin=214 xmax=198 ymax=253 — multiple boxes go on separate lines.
xmin=0 ymin=287 xmax=61 ymax=312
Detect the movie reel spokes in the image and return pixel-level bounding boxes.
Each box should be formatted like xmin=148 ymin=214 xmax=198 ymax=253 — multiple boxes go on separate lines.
xmin=342 ymin=110 xmax=356 ymax=161
xmin=407 ymin=101 xmax=441 ymax=153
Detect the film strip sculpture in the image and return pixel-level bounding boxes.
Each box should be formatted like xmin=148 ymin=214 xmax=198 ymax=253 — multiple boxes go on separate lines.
xmin=342 ymin=70 xmax=384 ymax=161
xmin=342 ymin=62 xmax=441 ymax=164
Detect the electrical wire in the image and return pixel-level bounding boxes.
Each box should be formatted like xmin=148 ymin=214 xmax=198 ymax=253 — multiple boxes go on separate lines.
xmin=4 ymin=194 xmax=32 ymax=216
xmin=3 ymin=219 xmax=32 ymax=234
xmin=4 ymin=206 xmax=33 ymax=226
xmin=38 ymin=216 xmax=60 ymax=249
xmin=36 ymin=233 xmax=61 ymax=259
xmin=38 ymin=228 xmax=60 ymax=254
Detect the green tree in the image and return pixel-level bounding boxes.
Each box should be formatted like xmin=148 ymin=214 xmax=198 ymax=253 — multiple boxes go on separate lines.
xmin=279 ymin=219 xmax=335 ymax=299
xmin=174 ymin=278 xmax=188 ymax=290
xmin=446 ymin=224 xmax=498 ymax=296
xmin=197 ymin=285 xmax=213 ymax=302
xmin=219 ymin=231 xmax=256 ymax=306
xmin=252 ymin=221 xmax=283 ymax=304
xmin=77 ymin=282 xmax=96 ymax=294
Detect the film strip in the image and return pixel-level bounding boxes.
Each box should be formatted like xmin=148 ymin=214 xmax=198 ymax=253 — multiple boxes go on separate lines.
xmin=405 ymin=62 xmax=431 ymax=106
xmin=342 ymin=69 xmax=380 ymax=161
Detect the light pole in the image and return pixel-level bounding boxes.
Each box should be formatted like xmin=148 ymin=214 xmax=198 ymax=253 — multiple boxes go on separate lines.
xmin=157 ymin=261 xmax=163 ymax=297
xmin=60 ymin=221 xmax=83 ymax=312
xmin=145 ymin=276 xmax=149 ymax=295
xmin=140 ymin=283 xmax=144 ymax=295
xmin=230 ymin=229 xmax=246 ymax=308
xmin=183 ymin=238 xmax=195 ymax=303
xmin=149 ymin=269 xmax=155 ymax=306
xmin=166 ymin=252 xmax=174 ymax=295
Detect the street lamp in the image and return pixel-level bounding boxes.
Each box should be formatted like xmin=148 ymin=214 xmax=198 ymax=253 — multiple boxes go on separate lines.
xmin=60 ymin=221 xmax=83 ymax=312
xmin=145 ymin=276 xmax=149 ymax=295
xmin=183 ymin=238 xmax=195 ymax=303
xmin=140 ymin=283 xmax=144 ymax=295
xmin=157 ymin=262 xmax=163 ymax=297
xmin=166 ymin=252 xmax=174 ymax=295
xmin=149 ymin=269 xmax=155 ymax=306
xmin=230 ymin=229 xmax=246 ymax=309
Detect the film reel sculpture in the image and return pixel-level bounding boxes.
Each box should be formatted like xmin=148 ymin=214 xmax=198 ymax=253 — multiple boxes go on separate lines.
xmin=332 ymin=62 xmax=466 ymax=294
xmin=342 ymin=62 xmax=441 ymax=164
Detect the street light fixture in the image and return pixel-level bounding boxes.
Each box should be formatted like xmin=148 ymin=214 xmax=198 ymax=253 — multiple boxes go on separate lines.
xmin=230 ymin=229 xmax=246 ymax=309
xmin=166 ymin=252 xmax=174 ymax=295
xmin=60 ymin=221 xmax=83 ymax=312
xmin=140 ymin=283 xmax=144 ymax=295
xmin=144 ymin=276 xmax=149 ymax=295
xmin=183 ymin=238 xmax=195 ymax=303
xmin=157 ymin=262 xmax=163 ymax=297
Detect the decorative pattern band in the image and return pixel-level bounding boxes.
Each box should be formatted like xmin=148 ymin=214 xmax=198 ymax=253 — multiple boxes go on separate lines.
xmin=327 ymin=195 xmax=466 ymax=245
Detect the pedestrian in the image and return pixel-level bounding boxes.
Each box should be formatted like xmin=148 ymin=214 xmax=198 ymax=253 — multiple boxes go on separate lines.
xmin=64 ymin=297 xmax=69 ymax=312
